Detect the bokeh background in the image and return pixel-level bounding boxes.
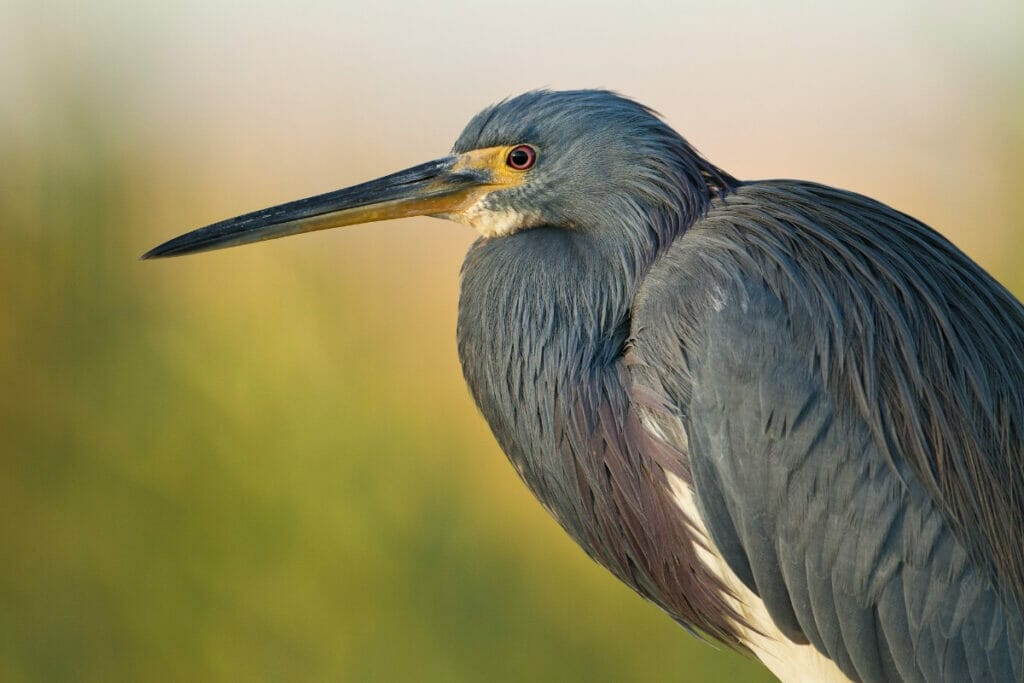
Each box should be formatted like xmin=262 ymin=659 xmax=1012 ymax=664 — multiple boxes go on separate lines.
xmin=2 ymin=1 xmax=1021 ymax=680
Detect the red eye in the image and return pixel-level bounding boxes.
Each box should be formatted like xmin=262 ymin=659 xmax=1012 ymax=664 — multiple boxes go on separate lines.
xmin=506 ymin=144 xmax=537 ymax=170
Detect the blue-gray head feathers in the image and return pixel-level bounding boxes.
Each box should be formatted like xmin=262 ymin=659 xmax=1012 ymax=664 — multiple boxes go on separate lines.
xmin=453 ymin=90 xmax=735 ymax=251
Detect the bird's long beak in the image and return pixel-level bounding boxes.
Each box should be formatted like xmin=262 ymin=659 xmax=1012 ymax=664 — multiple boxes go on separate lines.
xmin=143 ymin=152 xmax=500 ymax=259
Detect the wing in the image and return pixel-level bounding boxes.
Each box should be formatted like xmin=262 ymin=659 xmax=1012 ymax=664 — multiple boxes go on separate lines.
xmin=628 ymin=181 xmax=1024 ymax=682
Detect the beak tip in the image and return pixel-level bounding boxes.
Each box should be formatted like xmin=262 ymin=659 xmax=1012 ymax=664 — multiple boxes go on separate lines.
xmin=142 ymin=233 xmax=218 ymax=260
xmin=140 ymin=243 xmax=175 ymax=260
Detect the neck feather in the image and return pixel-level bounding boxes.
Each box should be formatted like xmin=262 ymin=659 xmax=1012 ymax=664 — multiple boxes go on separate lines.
xmin=456 ymin=225 xmax=743 ymax=645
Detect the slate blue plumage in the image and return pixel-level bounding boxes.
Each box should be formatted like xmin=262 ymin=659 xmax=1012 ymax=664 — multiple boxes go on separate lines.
xmin=628 ymin=181 xmax=1024 ymax=680
xmin=455 ymin=92 xmax=1024 ymax=681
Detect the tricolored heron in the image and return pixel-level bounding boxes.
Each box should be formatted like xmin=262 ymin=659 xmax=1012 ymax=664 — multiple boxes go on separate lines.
xmin=146 ymin=90 xmax=1024 ymax=682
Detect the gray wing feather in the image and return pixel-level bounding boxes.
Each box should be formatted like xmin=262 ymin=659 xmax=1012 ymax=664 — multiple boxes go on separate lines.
xmin=629 ymin=181 xmax=1024 ymax=681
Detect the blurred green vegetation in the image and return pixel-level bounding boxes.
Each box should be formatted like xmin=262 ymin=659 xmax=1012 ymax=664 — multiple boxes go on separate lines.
xmin=0 ymin=87 xmax=777 ymax=683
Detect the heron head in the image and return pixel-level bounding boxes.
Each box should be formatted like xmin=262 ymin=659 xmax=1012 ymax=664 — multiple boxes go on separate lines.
xmin=144 ymin=90 xmax=729 ymax=259
xmin=447 ymin=89 xmax=724 ymax=238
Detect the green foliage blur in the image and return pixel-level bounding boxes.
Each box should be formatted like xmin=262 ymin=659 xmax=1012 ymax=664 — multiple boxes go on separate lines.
xmin=3 ymin=14 xmax=1021 ymax=683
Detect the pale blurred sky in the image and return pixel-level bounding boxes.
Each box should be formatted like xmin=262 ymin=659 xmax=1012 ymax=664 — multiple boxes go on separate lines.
xmin=2 ymin=0 xmax=1021 ymax=263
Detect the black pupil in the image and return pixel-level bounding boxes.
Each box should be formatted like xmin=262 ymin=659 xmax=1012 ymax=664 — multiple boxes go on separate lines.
xmin=509 ymin=148 xmax=530 ymax=168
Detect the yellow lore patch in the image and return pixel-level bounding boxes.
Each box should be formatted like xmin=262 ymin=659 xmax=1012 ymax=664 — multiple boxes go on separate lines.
xmin=452 ymin=146 xmax=533 ymax=188
xmin=447 ymin=146 xmax=537 ymax=238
